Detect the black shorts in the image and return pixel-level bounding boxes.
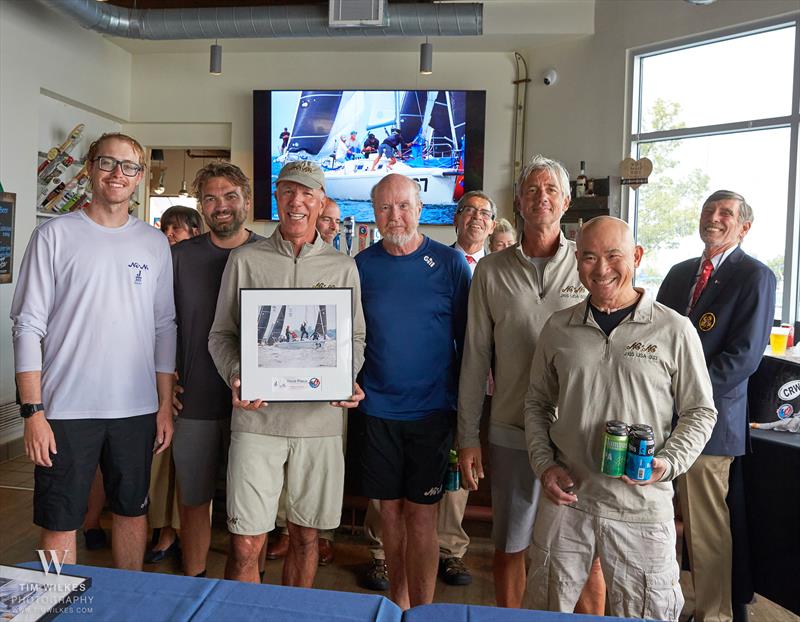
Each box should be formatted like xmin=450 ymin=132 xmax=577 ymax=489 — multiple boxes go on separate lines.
xmin=360 ymin=411 xmax=454 ymax=505
xmin=34 ymin=414 xmax=157 ymax=531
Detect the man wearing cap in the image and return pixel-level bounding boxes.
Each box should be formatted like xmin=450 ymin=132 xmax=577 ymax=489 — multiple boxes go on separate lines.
xmin=209 ymin=160 xmax=366 ymax=588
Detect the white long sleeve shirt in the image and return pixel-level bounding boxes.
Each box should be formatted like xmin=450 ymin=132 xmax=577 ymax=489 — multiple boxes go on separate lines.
xmin=11 ymin=210 xmax=176 ymax=419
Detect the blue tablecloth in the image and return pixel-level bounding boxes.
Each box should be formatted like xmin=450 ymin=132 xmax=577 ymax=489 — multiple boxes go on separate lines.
xmin=18 ymin=562 xmax=402 ymax=622
xmin=193 ymin=579 xmax=402 ymax=622
xmin=18 ymin=563 xmax=653 ymax=622
xmin=19 ymin=562 xmax=215 ymax=621
xmin=405 ymin=604 xmax=648 ymax=622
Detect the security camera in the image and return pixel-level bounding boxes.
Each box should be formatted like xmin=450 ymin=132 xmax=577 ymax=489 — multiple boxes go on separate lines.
xmin=543 ymin=69 xmax=558 ymax=86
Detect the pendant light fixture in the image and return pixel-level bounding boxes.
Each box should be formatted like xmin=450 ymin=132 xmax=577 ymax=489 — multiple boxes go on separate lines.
xmin=178 ymin=150 xmax=189 ymax=197
xmin=420 ymin=37 xmax=433 ymax=75
xmin=210 ymin=40 xmax=222 ymax=76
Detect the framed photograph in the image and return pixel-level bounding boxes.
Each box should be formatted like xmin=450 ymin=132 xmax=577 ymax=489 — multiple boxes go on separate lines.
xmin=240 ymin=288 xmax=354 ymax=402
xmin=0 ymin=564 xmax=91 ymax=622
xmin=0 ymin=193 xmax=15 ymax=284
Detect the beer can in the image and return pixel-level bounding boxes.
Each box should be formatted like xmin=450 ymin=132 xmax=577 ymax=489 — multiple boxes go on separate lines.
xmin=601 ymin=420 xmax=628 ymax=477
xmin=625 ymin=424 xmax=654 ymax=481
xmin=445 ymin=449 xmax=460 ymax=492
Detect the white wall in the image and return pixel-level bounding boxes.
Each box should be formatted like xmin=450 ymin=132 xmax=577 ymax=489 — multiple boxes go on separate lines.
xmin=127 ymin=49 xmax=517 ymax=242
xmin=0 ymin=1 xmax=131 ymax=421
xmin=523 ymin=0 xmax=798 ymax=183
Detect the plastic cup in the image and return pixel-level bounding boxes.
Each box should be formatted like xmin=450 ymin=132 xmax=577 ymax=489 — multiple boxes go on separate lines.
xmin=770 ymin=326 xmax=791 ymax=355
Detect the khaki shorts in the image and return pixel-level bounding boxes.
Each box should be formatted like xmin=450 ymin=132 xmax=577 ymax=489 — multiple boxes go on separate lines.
xmin=226 ymin=432 xmax=344 ymax=535
xmin=523 ymin=501 xmax=684 ymax=622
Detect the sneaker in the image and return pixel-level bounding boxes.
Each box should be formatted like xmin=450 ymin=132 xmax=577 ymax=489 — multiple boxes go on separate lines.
xmin=439 ymin=557 xmax=472 ymax=586
xmin=363 ymin=558 xmax=389 ymax=591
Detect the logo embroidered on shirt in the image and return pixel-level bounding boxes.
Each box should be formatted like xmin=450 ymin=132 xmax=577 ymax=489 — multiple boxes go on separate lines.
xmin=560 ymin=284 xmax=586 ymax=298
xmin=128 ymin=261 xmax=149 ymax=286
xmin=623 ymin=341 xmax=660 ymax=362
xmin=423 ymin=255 xmax=436 ymax=268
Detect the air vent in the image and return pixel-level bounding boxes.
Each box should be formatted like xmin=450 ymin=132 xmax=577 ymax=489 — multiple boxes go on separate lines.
xmin=329 ymin=0 xmax=387 ymax=28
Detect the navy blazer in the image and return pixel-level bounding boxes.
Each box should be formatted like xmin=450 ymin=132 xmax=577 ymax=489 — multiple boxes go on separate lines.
xmin=657 ymin=246 xmax=775 ymax=456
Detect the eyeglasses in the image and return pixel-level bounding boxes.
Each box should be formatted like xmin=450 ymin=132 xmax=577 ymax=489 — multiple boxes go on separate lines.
xmin=457 ymin=205 xmax=495 ymax=221
xmin=92 ymin=156 xmax=143 ymax=177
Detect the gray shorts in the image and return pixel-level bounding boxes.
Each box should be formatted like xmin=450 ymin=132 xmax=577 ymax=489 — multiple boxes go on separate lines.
xmin=490 ymin=443 xmax=541 ymax=553
xmin=172 ymin=416 xmax=231 ymax=507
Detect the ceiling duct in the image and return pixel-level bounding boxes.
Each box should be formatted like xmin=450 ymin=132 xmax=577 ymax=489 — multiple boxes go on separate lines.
xmin=41 ymin=0 xmax=482 ymax=40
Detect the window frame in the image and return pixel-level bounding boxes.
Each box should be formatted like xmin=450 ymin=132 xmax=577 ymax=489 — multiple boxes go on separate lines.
xmin=624 ymin=14 xmax=800 ymax=322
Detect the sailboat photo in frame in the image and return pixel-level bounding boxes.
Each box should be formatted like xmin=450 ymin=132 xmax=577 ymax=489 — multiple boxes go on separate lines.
xmin=239 ymin=288 xmax=354 ymax=402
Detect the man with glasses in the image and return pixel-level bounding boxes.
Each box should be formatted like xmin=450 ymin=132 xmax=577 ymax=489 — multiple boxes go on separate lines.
xmin=453 ymin=191 xmax=496 ymax=269
xmin=12 ymin=133 xmax=176 ymax=570
xmin=458 ymin=155 xmax=605 ymax=610
xmin=657 ymin=190 xmax=776 ymax=622
xmin=440 ymin=190 xmax=496 ymax=583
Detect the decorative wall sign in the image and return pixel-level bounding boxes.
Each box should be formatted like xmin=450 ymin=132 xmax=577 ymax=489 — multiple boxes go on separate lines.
xmin=619 ymin=157 xmax=653 ymax=190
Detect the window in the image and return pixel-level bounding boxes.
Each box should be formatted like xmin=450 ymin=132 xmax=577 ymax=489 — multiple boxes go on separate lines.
xmin=628 ymin=20 xmax=799 ymax=321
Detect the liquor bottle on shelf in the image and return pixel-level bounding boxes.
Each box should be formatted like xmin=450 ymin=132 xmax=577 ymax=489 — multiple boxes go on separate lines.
xmin=576 ymin=161 xmax=588 ymax=198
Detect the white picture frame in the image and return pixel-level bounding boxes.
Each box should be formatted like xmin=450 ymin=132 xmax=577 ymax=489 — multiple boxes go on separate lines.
xmin=239 ymin=288 xmax=354 ymax=402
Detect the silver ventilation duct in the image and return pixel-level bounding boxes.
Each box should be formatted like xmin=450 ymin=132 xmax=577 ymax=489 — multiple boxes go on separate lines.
xmin=41 ymin=0 xmax=483 ymax=40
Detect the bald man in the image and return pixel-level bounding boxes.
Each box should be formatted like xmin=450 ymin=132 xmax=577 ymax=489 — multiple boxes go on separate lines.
xmin=522 ymin=217 xmax=717 ymax=622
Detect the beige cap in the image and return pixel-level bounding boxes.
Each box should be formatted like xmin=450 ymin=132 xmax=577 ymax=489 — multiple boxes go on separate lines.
xmin=276 ymin=160 xmax=326 ymax=191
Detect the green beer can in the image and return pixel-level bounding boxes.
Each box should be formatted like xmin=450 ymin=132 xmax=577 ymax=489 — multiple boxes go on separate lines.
xmin=601 ymin=420 xmax=628 ymax=477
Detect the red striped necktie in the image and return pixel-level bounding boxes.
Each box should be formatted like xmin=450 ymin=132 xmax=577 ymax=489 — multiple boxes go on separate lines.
xmin=690 ymin=258 xmax=714 ymax=310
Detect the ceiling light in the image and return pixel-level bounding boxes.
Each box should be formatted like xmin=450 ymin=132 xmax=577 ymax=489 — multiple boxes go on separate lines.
xmin=210 ymin=41 xmax=222 ymax=76
xmin=420 ymin=38 xmax=433 ymax=75
xmin=154 ymin=170 xmax=166 ymax=195
xmin=178 ymin=151 xmax=189 ymax=197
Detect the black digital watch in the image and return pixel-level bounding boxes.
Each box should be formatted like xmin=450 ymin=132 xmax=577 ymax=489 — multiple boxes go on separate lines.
xmin=20 ymin=403 xmax=45 ymax=418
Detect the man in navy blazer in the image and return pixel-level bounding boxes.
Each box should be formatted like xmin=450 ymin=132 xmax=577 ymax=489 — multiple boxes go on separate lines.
xmin=657 ymin=190 xmax=775 ymax=622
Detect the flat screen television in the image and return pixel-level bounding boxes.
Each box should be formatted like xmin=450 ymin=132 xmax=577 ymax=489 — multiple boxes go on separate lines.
xmin=253 ymin=89 xmax=486 ymax=224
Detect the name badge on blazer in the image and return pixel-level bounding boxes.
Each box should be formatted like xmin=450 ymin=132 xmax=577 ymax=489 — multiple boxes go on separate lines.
xmin=698 ymin=312 xmax=716 ymax=332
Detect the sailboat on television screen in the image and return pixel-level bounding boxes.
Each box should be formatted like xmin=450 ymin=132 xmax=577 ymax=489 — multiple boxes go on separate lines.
xmin=278 ymin=90 xmax=464 ymax=205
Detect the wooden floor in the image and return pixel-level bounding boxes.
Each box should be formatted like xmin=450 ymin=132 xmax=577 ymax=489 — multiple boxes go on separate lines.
xmin=0 ymin=454 xmax=797 ymax=621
